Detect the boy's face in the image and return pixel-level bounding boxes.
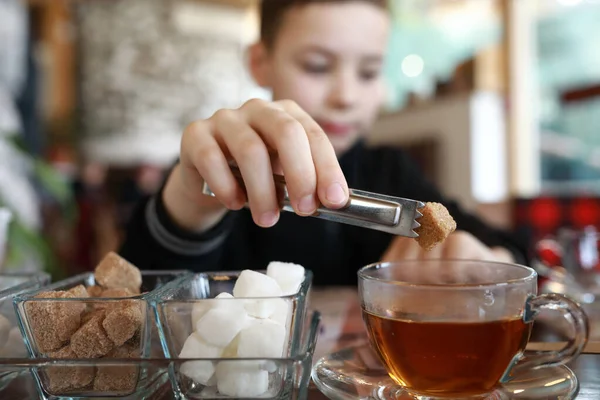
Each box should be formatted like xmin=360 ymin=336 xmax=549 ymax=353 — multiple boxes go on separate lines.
xmin=252 ymin=2 xmax=390 ymax=156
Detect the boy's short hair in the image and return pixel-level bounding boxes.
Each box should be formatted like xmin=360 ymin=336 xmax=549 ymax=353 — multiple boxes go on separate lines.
xmin=260 ymin=0 xmax=388 ymax=47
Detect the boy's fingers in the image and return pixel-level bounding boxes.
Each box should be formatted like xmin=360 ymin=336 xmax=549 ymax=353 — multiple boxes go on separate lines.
xmin=181 ymin=121 xmax=245 ymax=210
xmin=215 ymin=109 xmax=280 ymax=227
xmin=276 ymin=100 xmax=349 ymax=209
xmin=242 ymin=100 xmax=318 ymax=216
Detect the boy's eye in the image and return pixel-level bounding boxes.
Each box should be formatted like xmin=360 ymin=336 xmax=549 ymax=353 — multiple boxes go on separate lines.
xmin=302 ymin=63 xmax=330 ymax=74
xmin=359 ymin=69 xmax=380 ymax=81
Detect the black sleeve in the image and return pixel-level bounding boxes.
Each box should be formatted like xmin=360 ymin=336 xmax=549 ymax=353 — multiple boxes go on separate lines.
xmin=387 ymin=149 xmax=530 ymax=265
xmin=118 ymin=184 xmax=235 ymax=271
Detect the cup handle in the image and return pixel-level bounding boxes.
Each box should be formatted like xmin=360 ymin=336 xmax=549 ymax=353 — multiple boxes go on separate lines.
xmin=510 ymin=293 xmax=589 ymax=375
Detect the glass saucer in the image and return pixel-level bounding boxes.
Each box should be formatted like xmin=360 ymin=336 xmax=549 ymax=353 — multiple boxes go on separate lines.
xmin=311 ymin=343 xmax=579 ymax=400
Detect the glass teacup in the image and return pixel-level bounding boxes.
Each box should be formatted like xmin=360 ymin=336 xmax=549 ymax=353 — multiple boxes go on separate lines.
xmin=358 ymin=259 xmax=588 ymax=400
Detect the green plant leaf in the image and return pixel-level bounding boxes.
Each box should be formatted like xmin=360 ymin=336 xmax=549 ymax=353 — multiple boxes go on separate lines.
xmin=33 ymin=160 xmax=72 ymax=206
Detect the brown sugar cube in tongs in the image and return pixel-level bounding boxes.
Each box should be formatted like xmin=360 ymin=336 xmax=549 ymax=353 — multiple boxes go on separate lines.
xmin=94 ymin=252 xmax=142 ymax=294
xmin=44 ymin=346 xmax=95 ymax=394
xmin=25 ymin=291 xmax=85 ymax=352
xmin=414 ymin=202 xmax=457 ymax=251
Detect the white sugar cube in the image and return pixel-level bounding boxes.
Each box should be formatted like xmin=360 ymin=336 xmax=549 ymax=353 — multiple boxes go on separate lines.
xmin=0 ymin=314 xmax=10 ymax=345
xmin=233 ymin=270 xmax=282 ymax=298
xmin=181 ymin=361 xmax=215 ymax=386
xmin=269 ymin=298 xmax=292 ymax=327
xmin=191 ymin=292 xmax=238 ymax=328
xmin=215 ymin=361 xmax=269 ymax=397
xmin=179 ymin=332 xmax=224 ymax=385
xmin=266 ymin=262 xmax=305 ymax=295
xmin=222 ymin=334 xmax=239 ymax=357
xmin=179 ymin=331 xmax=224 ymax=359
xmin=233 ymin=270 xmax=282 ymax=318
xmin=237 ymin=318 xmax=286 ymax=358
xmin=244 ymin=299 xmax=278 ymax=319
xmin=196 ymin=307 xmax=248 ymax=348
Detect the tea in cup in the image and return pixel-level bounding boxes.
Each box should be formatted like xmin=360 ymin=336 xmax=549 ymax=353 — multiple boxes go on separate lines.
xmin=358 ymin=260 xmax=588 ymax=399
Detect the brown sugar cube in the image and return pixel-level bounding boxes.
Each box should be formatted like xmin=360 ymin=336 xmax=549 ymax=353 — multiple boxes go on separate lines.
xmin=25 ymin=291 xmax=84 ymax=352
xmin=68 ymin=285 xmax=89 ymax=298
xmin=103 ymin=303 xmax=143 ymax=346
xmin=86 ymin=285 xmax=104 ymax=297
xmin=68 ymin=285 xmax=92 ymax=313
xmin=94 ymin=344 xmax=139 ymax=393
xmin=70 ymin=313 xmax=114 ymax=358
xmin=81 ymin=308 xmax=105 ymax=325
xmin=414 ymin=202 xmax=457 ymax=251
xmin=92 ymin=288 xmax=135 ymax=311
xmin=44 ymin=346 xmax=95 ymax=393
xmin=94 ymin=252 xmax=142 ymax=294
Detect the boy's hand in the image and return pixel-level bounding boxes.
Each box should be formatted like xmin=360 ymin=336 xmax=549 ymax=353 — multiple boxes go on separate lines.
xmin=381 ymin=231 xmax=514 ymax=264
xmin=380 ymin=231 xmax=515 ymax=284
xmin=163 ymin=99 xmax=349 ymax=232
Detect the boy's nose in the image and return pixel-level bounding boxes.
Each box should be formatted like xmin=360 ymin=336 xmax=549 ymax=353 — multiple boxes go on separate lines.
xmin=328 ymin=70 xmax=359 ymax=110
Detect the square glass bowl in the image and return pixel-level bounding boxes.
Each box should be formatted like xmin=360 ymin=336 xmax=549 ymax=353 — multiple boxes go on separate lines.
xmin=12 ymin=270 xmax=189 ymax=398
xmin=152 ymin=270 xmax=315 ymax=399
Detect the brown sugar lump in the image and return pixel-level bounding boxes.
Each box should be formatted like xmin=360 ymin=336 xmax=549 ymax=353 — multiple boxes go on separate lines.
xmin=94 ymin=344 xmax=139 ymax=393
xmin=92 ymin=288 xmax=136 ymax=312
xmin=86 ymin=285 xmax=104 ymax=297
xmin=44 ymin=345 xmax=95 ymax=393
xmin=102 ymin=303 xmax=144 ymax=346
xmin=94 ymin=252 xmax=142 ymax=294
xmin=414 ymin=202 xmax=457 ymax=251
xmin=81 ymin=308 xmax=106 ymax=325
xmin=25 ymin=291 xmax=84 ymax=352
xmin=68 ymin=285 xmax=89 ymax=298
xmin=70 ymin=312 xmax=114 ymax=358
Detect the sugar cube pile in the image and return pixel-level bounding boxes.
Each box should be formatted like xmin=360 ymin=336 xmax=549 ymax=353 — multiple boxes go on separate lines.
xmin=179 ymin=261 xmax=305 ymax=397
xmin=25 ymin=251 xmax=144 ymax=394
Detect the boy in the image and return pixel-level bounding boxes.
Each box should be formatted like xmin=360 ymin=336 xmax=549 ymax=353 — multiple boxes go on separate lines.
xmin=120 ymin=0 xmax=527 ymax=285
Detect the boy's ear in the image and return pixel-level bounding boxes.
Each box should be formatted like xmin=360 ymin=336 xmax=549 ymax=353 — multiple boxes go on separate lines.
xmin=248 ymin=41 xmax=272 ymax=88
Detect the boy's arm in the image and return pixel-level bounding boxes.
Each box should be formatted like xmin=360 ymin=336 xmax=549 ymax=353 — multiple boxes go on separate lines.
xmin=118 ymin=169 xmax=235 ymax=271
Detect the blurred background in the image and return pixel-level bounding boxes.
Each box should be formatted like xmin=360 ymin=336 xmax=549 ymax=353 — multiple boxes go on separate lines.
xmin=0 ymin=0 xmax=599 ymax=278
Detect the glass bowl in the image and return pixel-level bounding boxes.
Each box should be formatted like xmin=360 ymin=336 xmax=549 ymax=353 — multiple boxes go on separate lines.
xmin=12 ymin=270 xmax=189 ymax=398
xmin=152 ymin=270 xmax=314 ymax=399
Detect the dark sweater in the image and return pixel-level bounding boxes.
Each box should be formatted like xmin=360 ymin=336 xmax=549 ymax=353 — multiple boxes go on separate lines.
xmin=119 ymin=141 xmax=528 ymax=286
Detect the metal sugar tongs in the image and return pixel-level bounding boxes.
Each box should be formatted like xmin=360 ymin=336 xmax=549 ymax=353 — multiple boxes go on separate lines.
xmin=202 ymin=165 xmax=424 ymax=238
